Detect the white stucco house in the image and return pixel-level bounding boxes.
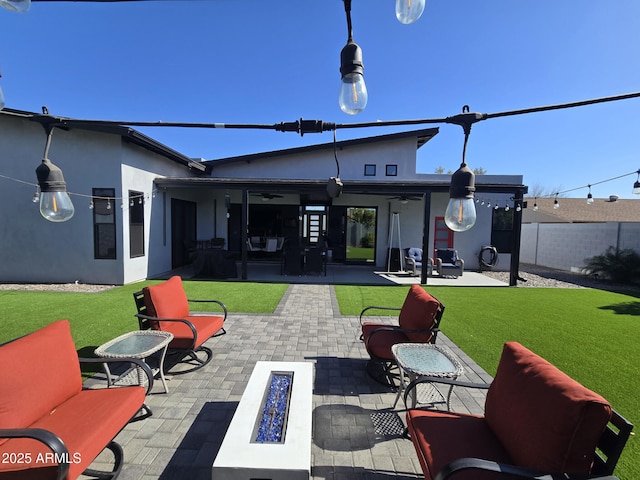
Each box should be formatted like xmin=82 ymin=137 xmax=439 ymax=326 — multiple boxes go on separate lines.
xmin=0 ymin=108 xmax=527 ymax=285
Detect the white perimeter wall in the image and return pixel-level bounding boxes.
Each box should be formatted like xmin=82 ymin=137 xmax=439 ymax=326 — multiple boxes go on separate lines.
xmin=520 ymin=222 xmax=640 ymax=272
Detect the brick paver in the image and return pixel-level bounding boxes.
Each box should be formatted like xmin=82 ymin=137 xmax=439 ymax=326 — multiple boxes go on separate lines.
xmin=85 ymin=284 xmax=490 ymax=480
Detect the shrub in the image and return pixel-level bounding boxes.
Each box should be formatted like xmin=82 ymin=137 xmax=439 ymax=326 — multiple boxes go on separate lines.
xmin=583 ymin=246 xmax=640 ymax=284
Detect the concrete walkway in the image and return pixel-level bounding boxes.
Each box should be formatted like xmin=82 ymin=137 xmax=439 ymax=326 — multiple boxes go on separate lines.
xmin=86 ymin=284 xmax=492 ymax=480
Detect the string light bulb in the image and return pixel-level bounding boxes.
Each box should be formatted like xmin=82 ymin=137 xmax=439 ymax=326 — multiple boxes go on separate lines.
xmin=553 ymin=195 xmax=560 ymax=209
xmin=338 ymin=0 xmax=367 ymax=115
xmin=35 ymin=126 xmax=75 ymax=222
xmin=444 ymin=161 xmax=476 ymax=231
xmin=587 ymin=185 xmax=594 ymax=204
xmin=395 ymin=0 xmax=425 ymax=24
xmin=0 ymin=0 xmax=29 ymax=13
xmin=633 ymin=170 xmax=640 ymax=195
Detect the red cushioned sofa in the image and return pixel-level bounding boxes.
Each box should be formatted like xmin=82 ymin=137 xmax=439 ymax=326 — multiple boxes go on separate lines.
xmin=360 ymin=285 xmax=445 ymax=386
xmin=0 ymin=320 xmax=152 ymax=480
xmin=405 ymin=342 xmax=633 ymax=480
xmin=133 ymin=275 xmax=227 ymax=374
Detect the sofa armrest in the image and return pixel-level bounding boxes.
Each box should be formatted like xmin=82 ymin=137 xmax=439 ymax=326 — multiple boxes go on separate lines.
xmin=359 ymin=306 xmax=402 ymax=325
xmin=187 ymin=298 xmax=228 ymax=322
xmin=0 ymin=428 xmax=70 ymax=480
xmin=404 ymin=375 xmax=490 ymax=408
xmin=79 ymin=356 xmax=155 ymax=395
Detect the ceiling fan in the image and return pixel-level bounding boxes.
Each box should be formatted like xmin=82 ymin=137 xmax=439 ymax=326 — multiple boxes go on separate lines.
xmin=251 ymin=193 xmax=284 ymax=201
xmin=388 ymin=195 xmax=423 ymax=203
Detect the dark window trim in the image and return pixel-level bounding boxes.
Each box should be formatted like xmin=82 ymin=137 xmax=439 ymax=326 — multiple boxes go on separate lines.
xmin=364 ymin=164 xmax=376 ymax=176
xmin=386 ymin=164 xmax=398 ymax=176
xmin=129 ymin=190 xmax=145 ymax=258
xmin=93 ymin=187 xmax=116 ymax=260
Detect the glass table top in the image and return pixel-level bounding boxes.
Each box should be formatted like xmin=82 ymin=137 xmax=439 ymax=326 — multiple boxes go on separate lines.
xmin=95 ymin=331 xmax=173 ymax=358
xmin=392 ymin=343 xmax=463 ymax=377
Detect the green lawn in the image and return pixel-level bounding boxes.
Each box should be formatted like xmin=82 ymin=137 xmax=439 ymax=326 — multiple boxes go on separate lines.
xmin=0 ymin=280 xmax=288 ymax=353
xmin=335 ymin=285 xmax=640 ymax=480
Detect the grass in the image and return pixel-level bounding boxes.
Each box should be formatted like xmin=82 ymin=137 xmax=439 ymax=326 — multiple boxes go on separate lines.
xmin=0 ymin=280 xmax=288 ymax=352
xmin=335 ymin=285 xmax=640 ymax=480
xmin=2 ymin=281 xmax=638 ymax=478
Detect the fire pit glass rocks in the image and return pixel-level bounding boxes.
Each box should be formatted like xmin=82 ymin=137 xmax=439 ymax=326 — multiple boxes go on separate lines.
xmin=254 ymin=372 xmax=293 ymax=443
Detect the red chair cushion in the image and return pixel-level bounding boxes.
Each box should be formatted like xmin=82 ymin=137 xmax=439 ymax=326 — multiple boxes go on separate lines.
xmin=485 ymin=342 xmax=612 ymax=475
xmin=406 ymin=409 xmax=512 ymax=480
xmin=160 ymin=315 xmax=225 ymax=349
xmin=0 ymin=320 xmax=82 ymax=437
xmin=143 ymin=276 xmax=190 ymax=322
xmin=398 ymin=285 xmax=441 ymax=342
xmin=0 ymin=386 xmax=146 ymax=480
xmin=361 ymin=323 xmax=409 ymax=360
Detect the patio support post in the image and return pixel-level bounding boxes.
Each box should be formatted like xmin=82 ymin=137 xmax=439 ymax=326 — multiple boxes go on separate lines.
xmin=241 ymin=189 xmax=249 ymax=280
xmin=420 ymin=191 xmax=432 ymax=285
xmin=509 ymin=189 xmax=525 ymax=286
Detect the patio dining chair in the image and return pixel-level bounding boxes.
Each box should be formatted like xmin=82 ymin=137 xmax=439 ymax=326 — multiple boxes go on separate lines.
xmin=359 ymin=285 xmax=445 ymax=386
xmin=133 ymin=276 xmax=227 ymax=374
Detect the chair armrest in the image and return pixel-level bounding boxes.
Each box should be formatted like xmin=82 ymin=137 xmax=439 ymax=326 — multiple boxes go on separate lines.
xmin=135 ymin=313 xmax=199 ymax=350
xmin=435 ymin=457 xmax=563 ymax=480
xmin=365 ymin=326 xmax=440 ymax=345
xmin=79 ymin=356 xmax=155 ymax=395
xmin=187 ymin=299 xmax=228 ymax=322
xmin=456 ymin=258 xmax=464 ymax=269
xmin=0 ymin=428 xmax=70 ymax=480
xmin=404 ymin=375 xmax=490 ymax=408
xmin=359 ymin=306 xmax=402 ymax=325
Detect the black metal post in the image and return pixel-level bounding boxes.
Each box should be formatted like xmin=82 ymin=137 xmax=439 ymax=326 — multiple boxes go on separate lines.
xmin=420 ymin=191 xmax=431 ymax=285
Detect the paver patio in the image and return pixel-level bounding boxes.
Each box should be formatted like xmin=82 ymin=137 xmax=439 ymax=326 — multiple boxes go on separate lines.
xmin=85 ymin=283 xmax=493 ymax=480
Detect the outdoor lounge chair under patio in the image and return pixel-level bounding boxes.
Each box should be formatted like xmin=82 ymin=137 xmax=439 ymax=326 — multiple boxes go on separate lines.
xmin=133 ymin=275 xmax=227 ymax=374
xmin=359 ymin=285 xmax=445 ymax=386
xmin=434 ymin=248 xmax=464 ymax=277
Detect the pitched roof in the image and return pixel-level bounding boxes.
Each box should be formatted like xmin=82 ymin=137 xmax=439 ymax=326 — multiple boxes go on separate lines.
xmin=0 ymin=108 xmax=207 ymax=173
xmin=523 ymin=196 xmax=640 ymax=223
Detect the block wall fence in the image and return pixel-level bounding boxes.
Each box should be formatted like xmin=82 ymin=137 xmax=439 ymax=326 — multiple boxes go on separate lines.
xmin=520 ymin=222 xmax=640 ymax=272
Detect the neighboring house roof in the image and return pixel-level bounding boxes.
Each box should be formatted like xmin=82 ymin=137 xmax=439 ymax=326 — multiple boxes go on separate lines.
xmin=0 ymin=108 xmax=206 ymax=173
xmin=523 ymin=196 xmax=640 ymax=223
xmin=203 ymin=128 xmax=439 ymax=166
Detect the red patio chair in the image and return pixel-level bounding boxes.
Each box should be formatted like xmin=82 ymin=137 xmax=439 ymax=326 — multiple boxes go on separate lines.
xmin=359 ymin=285 xmax=445 ymax=386
xmin=133 ymin=275 xmax=227 ymax=374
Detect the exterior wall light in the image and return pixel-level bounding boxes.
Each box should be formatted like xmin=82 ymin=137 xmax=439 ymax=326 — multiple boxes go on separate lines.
xmin=35 ymin=126 xmax=75 ymax=222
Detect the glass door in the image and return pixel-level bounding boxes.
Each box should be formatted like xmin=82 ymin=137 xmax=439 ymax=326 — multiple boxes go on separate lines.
xmin=346 ymin=207 xmax=377 ymax=263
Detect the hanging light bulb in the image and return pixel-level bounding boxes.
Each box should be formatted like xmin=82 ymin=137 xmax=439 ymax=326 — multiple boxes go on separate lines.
xmin=395 ymin=0 xmax=425 ymax=24
xmin=444 ymin=162 xmax=476 ymax=231
xmin=0 ymin=0 xmax=29 ymax=13
xmin=633 ymin=170 xmax=640 ymax=195
xmin=533 ymin=199 xmax=539 ymax=211
xmin=338 ymin=0 xmax=367 ymax=115
xmin=35 ymin=126 xmax=75 ymax=222
xmin=587 ymin=185 xmax=594 ymax=204
xmin=339 ymin=40 xmax=368 ymax=115
xmin=553 ymin=195 xmax=560 ymax=209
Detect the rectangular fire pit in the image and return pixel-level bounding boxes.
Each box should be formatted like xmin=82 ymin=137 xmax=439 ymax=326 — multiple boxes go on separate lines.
xmin=212 ymin=361 xmax=313 ymax=480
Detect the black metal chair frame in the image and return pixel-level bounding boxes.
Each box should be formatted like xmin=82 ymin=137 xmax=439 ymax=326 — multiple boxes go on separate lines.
xmin=359 ymin=300 xmax=445 ymax=387
xmin=404 ymin=376 xmax=634 ymax=480
xmin=133 ymin=291 xmax=227 ymax=375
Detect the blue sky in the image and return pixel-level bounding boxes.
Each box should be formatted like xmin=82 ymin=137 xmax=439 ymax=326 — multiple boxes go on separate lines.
xmin=2 ymin=0 xmax=640 ymax=198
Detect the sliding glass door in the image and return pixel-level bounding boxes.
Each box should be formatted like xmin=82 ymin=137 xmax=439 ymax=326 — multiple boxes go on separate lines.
xmin=345 ymin=207 xmax=377 ymax=263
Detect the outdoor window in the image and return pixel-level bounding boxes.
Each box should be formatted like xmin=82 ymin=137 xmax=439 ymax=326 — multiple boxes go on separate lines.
xmin=129 ymin=190 xmax=145 ymax=258
xmin=93 ymin=188 xmax=116 ymax=259
xmin=385 ymin=164 xmax=398 ymax=176
xmin=364 ymin=164 xmax=376 ymax=176
xmin=491 ymin=208 xmax=514 ymax=253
